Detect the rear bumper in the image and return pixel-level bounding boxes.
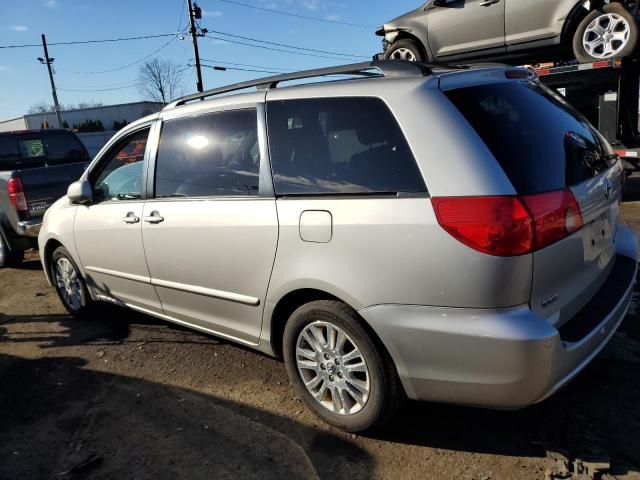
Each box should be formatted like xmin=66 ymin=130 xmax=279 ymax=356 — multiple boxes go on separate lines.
xmin=16 ymin=219 xmax=42 ymax=238
xmin=359 ymin=225 xmax=637 ymax=408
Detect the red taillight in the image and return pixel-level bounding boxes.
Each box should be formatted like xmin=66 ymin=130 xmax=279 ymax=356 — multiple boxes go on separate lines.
xmin=432 ymin=196 xmax=534 ymax=256
xmin=8 ymin=177 xmax=28 ymax=212
xmin=521 ymin=189 xmax=583 ymax=251
xmin=432 ymin=190 xmax=583 ymax=257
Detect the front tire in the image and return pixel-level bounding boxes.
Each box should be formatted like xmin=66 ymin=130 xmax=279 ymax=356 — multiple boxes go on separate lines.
xmin=50 ymin=246 xmax=93 ymax=316
xmin=384 ymin=39 xmax=425 ymax=62
xmin=573 ymin=3 xmax=638 ymax=63
xmin=283 ymin=300 xmax=403 ymax=432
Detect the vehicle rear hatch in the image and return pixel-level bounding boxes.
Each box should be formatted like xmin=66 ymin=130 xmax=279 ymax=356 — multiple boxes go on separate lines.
xmin=441 ymin=75 xmax=623 ymax=329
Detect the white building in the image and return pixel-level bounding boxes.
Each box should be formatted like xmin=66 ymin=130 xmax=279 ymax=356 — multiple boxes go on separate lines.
xmin=0 ymin=101 xmax=163 ymax=156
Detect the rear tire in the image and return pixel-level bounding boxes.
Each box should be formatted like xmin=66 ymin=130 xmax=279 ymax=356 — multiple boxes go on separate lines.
xmin=384 ymin=39 xmax=425 ymax=62
xmin=50 ymin=246 xmax=94 ymax=317
xmin=0 ymin=234 xmax=23 ymax=268
xmin=283 ymin=300 xmax=403 ymax=432
xmin=573 ymin=3 xmax=638 ymax=63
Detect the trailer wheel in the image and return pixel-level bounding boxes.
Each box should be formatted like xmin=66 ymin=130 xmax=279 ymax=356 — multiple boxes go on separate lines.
xmin=573 ymin=3 xmax=638 ymax=63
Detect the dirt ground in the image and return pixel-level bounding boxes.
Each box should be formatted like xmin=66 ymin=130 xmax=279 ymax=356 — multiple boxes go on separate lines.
xmin=1 ymin=204 xmax=640 ymax=480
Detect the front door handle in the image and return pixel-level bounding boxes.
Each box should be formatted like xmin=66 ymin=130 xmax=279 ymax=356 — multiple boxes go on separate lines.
xmin=122 ymin=212 xmax=140 ymax=224
xmin=479 ymin=0 xmax=498 ymax=5
xmin=144 ymin=211 xmax=165 ymax=224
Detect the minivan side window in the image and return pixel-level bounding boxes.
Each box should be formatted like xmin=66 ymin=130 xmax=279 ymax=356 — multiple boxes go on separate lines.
xmin=267 ymin=97 xmax=426 ymax=196
xmin=154 ymin=109 xmax=260 ymax=198
xmin=92 ymin=128 xmax=149 ymax=202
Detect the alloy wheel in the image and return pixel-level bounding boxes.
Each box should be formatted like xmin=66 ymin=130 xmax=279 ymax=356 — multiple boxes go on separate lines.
xmin=54 ymin=257 xmax=83 ymax=311
xmin=295 ymin=321 xmax=371 ymax=415
xmin=583 ymin=13 xmax=631 ymax=58
xmin=389 ymin=47 xmax=417 ymax=62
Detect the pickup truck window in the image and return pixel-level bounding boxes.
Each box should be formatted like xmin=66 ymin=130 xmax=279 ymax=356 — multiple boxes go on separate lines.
xmin=92 ymin=128 xmax=149 ymax=202
xmin=0 ymin=131 xmax=89 ymax=170
xmin=0 ymin=136 xmax=21 ymax=170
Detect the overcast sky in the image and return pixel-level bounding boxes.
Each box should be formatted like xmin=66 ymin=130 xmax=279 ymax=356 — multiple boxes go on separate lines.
xmin=0 ymin=0 xmax=419 ymax=119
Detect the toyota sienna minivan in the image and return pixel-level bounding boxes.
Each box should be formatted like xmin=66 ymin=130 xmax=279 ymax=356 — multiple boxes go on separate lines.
xmin=39 ymin=61 xmax=637 ymax=432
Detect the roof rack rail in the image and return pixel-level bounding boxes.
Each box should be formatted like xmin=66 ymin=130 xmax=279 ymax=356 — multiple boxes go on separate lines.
xmin=167 ymin=60 xmax=434 ymax=108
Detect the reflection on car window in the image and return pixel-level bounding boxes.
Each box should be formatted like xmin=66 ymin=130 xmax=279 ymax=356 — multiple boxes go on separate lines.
xmin=445 ymin=81 xmax=607 ymax=194
xmin=93 ymin=128 xmax=149 ymax=202
xmin=267 ymin=97 xmax=426 ymax=196
xmin=154 ymin=109 xmax=260 ymax=198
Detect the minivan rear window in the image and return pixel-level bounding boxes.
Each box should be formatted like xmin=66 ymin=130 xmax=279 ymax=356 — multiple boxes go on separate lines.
xmin=445 ymin=81 xmax=611 ymax=194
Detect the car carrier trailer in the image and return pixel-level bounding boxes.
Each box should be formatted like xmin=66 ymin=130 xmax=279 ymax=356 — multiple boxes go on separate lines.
xmin=536 ymin=58 xmax=640 ymax=175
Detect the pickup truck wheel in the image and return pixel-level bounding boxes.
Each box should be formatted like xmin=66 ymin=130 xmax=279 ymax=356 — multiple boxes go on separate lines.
xmin=51 ymin=246 xmax=93 ymax=316
xmin=384 ymin=39 xmax=424 ymax=62
xmin=283 ymin=300 xmax=403 ymax=432
xmin=0 ymin=235 xmax=23 ymax=268
xmin=573 ymin=3 xmax=638 ymax=63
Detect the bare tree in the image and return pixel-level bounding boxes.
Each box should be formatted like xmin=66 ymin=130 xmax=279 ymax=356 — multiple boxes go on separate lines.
xmin=137 ymin=59 xmax=184 ymax=104
xmin=28 ymin=102 xmax=56 ymax=114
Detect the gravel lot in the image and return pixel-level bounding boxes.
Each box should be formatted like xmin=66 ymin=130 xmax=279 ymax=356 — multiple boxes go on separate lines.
xmin=1 ymin=203 xmax=640 ymax=480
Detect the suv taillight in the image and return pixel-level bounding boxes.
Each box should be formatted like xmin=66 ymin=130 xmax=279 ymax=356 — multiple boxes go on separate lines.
xmin=8 ymin=177 xmax=28 ymax=213
xmin=432 ymin=190 xmax=583 ymax=257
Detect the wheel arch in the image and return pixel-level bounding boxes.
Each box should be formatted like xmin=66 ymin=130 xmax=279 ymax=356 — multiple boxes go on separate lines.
xmin=266 ymin=288 xmax=391 ymax=360
xmin=391 ymin=30 xmax=432 ymax=61
xmin=562 ymin=0 xmax=630 ymax=45
xmin=42 ymin=237 xmax=63 ymax=284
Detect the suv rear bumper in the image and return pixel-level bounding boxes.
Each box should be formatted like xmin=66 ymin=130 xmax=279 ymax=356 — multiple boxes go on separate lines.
xmin=359 ymin=226 xmax=637 ymax=409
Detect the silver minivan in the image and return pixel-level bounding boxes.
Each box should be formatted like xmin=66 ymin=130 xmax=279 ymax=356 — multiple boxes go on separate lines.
xmin=39 ymin=61 xmax=637 ymax=432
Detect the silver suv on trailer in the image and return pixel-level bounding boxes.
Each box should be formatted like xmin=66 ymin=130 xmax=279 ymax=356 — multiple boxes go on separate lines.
xmin=39 ymin=61 xmax=637 ymax=432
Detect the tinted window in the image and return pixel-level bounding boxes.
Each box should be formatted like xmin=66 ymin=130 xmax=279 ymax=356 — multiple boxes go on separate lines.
xmin=267 ymin=97 xmax=426 ymax=196
xmin=155 ymin=110 xmax=260 ymax=198
xmin=0 ymin=137 xmax=21 ymax=170
xmin=93 ymin=128 xmax=149 ymax=202
xmin=0 ymin=131 xmax=89 ymax=171
xmin=42 ymin=131 xmax=90 ymax=165
xmin=445 ymin=81 xmax=611 ymax=195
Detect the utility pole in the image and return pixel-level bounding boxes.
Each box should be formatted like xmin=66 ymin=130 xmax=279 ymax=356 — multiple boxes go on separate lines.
xmin=187 ymin=0 xmax=204 ymax=93
xmin=38 ymin=34 xmax=63 ymax=128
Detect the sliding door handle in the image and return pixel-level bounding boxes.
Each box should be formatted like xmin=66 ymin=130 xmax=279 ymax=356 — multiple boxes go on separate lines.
xmin=122 ymin=212 xmax=140 ymax=224
xmin=144 ymin=211 xmax=165 ymax=224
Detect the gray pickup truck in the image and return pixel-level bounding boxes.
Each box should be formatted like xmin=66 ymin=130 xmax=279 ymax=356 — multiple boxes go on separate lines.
xmin=0 ymin=129 xmax=90 ymax=267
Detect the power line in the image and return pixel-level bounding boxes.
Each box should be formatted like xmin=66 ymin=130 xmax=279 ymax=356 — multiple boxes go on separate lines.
xmin=207 ymin=29 xmax=368 ymax=59
xmin=205 ymin=34 xmax=362 ymax=61
xmin=214 ymin=0 xmax=375 ymax=28
xmin=60 ymin=36 xmax=178 ymax=74
xmin=200 ymin=58 xmax=294 ymax=72
xmin=0 ymin=33 xmax=178 ymax=49
xmin=198 ymin=64 xmax=287 ymax=75
xmin=57 ymin=83 xmax=143 ymax=92
xmin=177 ymin=0 xmax=187 ymax=31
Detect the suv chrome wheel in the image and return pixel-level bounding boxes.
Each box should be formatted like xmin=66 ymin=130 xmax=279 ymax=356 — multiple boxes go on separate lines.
xmin=389 ymin=47 xmax=417 ymax=62
xmin=54 ymin=257 xmax=83 ymax=311
xmin=295 ymin=321 xmax=370 ymax=415
xmin=583 ymin=12 xmax=631 ymax=59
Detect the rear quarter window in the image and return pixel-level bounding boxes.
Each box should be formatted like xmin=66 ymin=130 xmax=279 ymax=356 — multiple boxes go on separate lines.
xmin=444 ymin=81 xmax=611 ymax=194
xmin=267 ymin=97 xmax=426 ymax=196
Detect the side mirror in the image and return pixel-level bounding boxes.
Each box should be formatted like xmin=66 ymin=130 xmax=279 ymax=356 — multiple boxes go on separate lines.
xmin=67 ymin=180 xmax=93 ymax=204
xmin=431 ymin=0 xmax=447 ymax=6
